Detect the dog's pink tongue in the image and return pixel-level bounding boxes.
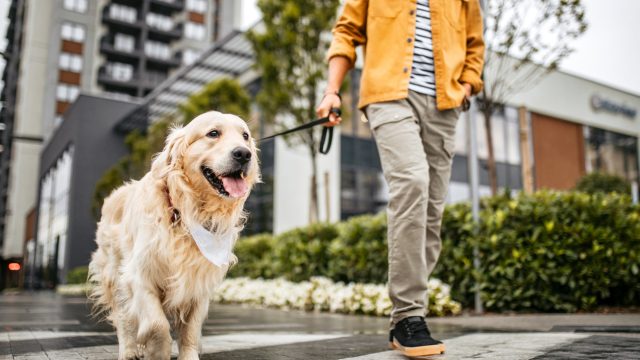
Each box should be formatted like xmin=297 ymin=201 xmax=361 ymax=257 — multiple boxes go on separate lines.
xmin=221 ymin=177 xmax=248 ymax=198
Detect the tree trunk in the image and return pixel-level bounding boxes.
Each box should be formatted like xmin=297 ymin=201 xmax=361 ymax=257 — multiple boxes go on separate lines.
xmin=483 ymin=108 xmax=498 ymax=195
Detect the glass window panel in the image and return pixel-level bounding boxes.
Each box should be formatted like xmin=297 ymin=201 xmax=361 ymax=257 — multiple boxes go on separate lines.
xmin=73 ymin=25 xmax=85 ymax=42
xmin=115 ymin=33 xmax=135 ymax=51
xmin=71 ymin=56 xmax=82 ymax=72
xmin=505 ymin=118 xmax=521 ymax=164
xmin=69 ymin=86 xmax=79 ymax=102
xmin=61 ymin=23 xmax=72 ymax=40
xmin=475 ymin=114 xmax=488 ymax=160
xmin=585 ymin=126 xmax=639 ymax=183
xmin=491 ymin=112 xmax=507 ymax=163
xmin=59 ymin=53 xmax=70 ymax=69
xmin=56 ymin=85 xmax=67 ymax=101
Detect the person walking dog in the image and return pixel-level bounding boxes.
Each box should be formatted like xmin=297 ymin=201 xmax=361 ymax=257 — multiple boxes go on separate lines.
xmin=317 ymin=0 xmax=485 ymax=356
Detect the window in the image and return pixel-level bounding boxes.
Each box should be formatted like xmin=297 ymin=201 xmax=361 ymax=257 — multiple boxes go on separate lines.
xmin=146 ymin=13 xmax=174 ymax=31
xmin=36 ymin=148 xmax=74 ymax=285
xmin=182 ymin=48 xmax=201 ymax=65
xmin=106 ymin=62 xmax=134 ymax=81
xmin=56 ymin=84 xmax=80 ymax=102
xmin=340 ymin=135 xmax=387 ymax=219
xmin=144 ymin=41 xmax=171 ymax=59
xmin=109 ymin=4 xmax=137 ymax=23
xmin=186 ymin=0 xmax=207 ymax=13
xmin=54 ymin=116 xmax=63 ymax=128
xmin=585 ymin=127 xmax=639 ymax=184
xmin=185 ymin=22 xmax=205 ymax=40
xmin=114 ymin=33 xmax=135 ymax=52
xmin=61 ymin=22 xmax=85 ymax=42
xmin=63 ymin=0 xmax=87 ymax=13
xmin=58 ymin=52 xmax=83 ymax=72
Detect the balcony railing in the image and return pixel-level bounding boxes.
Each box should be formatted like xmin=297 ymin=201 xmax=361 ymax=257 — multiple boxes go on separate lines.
xmin=98 ymin=66 xmax=170 ymax=90
xmin=147 ymin=23 xmax=183 ymax=40
xmin=149 ymin=0 xmax=185 ymax=12
xmin=99 ymin=37 xmax=143 ymax=60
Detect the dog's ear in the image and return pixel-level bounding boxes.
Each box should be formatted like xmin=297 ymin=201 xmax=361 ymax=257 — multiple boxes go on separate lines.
xmin=152 ymin=125 xmax=188 ymax=177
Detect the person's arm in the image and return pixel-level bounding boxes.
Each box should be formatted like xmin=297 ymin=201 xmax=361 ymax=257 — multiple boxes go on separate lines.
xmin=459 ymin=0 xmax=485 ymax=96
xmin=317 ymin=0 xmax=368 ymax=126
xmin=316 ymin=56 xmax=350 ymax=126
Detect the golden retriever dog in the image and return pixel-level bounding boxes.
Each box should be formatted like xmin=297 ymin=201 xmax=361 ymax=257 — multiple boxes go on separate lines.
xmin=88 ymin=111 xmax=259 ymax=360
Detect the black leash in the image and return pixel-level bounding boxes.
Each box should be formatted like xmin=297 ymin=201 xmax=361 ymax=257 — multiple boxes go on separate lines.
xmin=259 ymin=108 xmax=341 ymax=155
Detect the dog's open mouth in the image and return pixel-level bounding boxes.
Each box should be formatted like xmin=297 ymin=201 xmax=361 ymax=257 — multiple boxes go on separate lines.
xmin=201 ymin=166 xmax=248 ymax=198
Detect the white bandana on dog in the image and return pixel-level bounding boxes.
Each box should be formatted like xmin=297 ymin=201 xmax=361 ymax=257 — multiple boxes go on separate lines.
xmin=187 ymin=222 xmax=234 ymax=267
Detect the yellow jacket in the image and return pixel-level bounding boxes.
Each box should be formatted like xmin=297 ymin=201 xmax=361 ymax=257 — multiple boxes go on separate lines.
xmin=328 ymin=0 xmax=485 ymax=110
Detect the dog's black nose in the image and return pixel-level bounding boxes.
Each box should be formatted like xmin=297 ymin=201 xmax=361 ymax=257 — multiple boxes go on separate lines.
xmin=232 ymin=147 xmax=252 ymax=164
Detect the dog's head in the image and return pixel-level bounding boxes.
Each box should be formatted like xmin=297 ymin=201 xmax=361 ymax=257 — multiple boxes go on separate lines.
xmin=153 ymin=111 xmax=260 ymax=202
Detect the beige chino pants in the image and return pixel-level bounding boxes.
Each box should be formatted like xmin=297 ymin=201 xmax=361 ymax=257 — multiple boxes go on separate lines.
xmin=366 ymin=91 xmax=460 ymax=326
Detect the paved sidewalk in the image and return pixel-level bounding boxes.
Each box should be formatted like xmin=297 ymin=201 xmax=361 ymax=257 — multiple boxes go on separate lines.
xmin=1 ymin=291 xmax=639 ymax=359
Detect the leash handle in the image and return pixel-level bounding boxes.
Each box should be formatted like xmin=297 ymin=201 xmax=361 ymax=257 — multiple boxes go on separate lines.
xmin=259 ymin=108 xmax=341 ymax=155
xmin=318 ymin=108 xmax=340 ymax=154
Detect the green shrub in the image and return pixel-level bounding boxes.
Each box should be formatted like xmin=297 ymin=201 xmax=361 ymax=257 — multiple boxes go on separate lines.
xmin=327 ymin=212 xmax=388 ymax=283
xmin=435 ymin=191 xmax=640 ymax=312
xmin=233 ymin=191 xmax=640 ymax=312
xmin=273 ymin=223 xmax=339 ymax=282
xmin=229 ymin=234 xmax=277 ymax=279
xmin=574 ymin=172 xmax=631 ymax=195
xmin=66 ymin=266 xmax=89 ymax=285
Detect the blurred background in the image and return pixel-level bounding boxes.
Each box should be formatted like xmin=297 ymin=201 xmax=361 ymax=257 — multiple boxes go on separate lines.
xmin=0 ymin=0 xmax=637 ymax=319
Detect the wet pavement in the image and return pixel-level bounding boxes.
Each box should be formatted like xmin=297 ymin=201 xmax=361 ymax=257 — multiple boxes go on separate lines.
xmin=0 ymin=291 xmax=639 ymax=359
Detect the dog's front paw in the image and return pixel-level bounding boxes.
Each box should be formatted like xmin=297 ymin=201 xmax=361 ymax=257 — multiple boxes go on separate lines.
xmin=119 ymin=350 xmax=141 ymax=360
xmin=178 ymin=349 xmax=200 ymax=360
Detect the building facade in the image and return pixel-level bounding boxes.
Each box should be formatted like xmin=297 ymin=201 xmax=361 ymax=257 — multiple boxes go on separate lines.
xmin=26 ymin=29 xmax=640 ymax=287
xmin=0 ymin=0 xmax=243 ymax=289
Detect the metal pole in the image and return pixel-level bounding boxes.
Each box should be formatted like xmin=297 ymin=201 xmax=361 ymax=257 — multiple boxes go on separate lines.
xmin=466 ymin=98 xmax=483 ymax=314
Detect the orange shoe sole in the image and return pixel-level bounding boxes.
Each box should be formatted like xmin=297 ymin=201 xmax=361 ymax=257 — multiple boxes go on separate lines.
xmin=389 ymin=339 xmax=445 ymax=357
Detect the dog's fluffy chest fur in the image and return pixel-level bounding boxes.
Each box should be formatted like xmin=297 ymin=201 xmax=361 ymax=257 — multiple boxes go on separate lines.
xmin=158 ymin=230 xmax=234 ymax=310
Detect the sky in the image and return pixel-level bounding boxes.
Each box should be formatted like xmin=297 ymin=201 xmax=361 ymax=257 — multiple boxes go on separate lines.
xmin=0 ymin=0 xmax=638 ymax=96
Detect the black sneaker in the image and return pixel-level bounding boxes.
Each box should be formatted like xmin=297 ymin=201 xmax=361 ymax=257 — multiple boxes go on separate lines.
xmin=390 ymin=316 xmax=445 ymax=357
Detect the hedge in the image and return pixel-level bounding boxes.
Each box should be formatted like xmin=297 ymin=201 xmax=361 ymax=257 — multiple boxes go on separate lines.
xmin=231 ymin=191 xmax=640 ymax=312
xmin=66 ymin=266 xmax=89 ymax=285
xmin=574 ymin=172 xmax=631 ymax=195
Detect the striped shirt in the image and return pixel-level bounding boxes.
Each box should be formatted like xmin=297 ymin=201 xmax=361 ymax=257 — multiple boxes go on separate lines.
xmin=409 ymin=0 xmax=436 ymax=97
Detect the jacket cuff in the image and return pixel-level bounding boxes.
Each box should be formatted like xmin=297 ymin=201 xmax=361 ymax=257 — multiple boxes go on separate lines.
xmin=327 ymin=36 xmax=357 ymax=67
xmin=459 ymin=71 xmax=483 ymax=95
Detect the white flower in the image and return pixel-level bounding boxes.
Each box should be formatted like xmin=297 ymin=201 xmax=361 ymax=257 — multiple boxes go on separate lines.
xmin=212 ymin=277 xmax=461 ymax=317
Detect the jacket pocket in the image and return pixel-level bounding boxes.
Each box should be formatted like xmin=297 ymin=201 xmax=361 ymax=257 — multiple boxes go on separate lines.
xmin=444 ymin=0 xmax=466 ymax=30
xmin=369 ymin=0 xmax=403 ymax=18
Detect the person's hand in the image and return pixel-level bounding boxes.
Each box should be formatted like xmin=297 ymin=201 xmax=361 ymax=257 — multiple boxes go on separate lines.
xmin=461 ymin=83 xmax=472 ymax=111
xmin=462 ymin=83 xmax=472 ymax=99
xmin=316 ymin=91 xmax=342 ymax=127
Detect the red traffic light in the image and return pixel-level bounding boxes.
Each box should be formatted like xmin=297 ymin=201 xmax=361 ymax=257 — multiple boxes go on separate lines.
xmin=8 ymin=262 xmax=21 ymax=271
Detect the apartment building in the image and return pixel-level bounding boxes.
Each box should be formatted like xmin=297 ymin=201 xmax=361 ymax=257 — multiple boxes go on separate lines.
xmin=0 ymin=0 xmax=241 ymax=289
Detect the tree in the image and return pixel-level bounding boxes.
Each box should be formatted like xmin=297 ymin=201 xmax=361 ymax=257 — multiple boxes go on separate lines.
xmin=92 ymin=78 xmax=251 ymax=218
xmin=479 ymin=0 xmax=588 ymax=194
xmin=247 ymin=0 xmax=340 ymax=223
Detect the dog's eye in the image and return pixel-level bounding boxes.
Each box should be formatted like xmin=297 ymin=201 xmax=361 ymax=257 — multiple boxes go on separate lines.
xmin=242 ymin=132 xmax=249 ymax=141
xmin=207 ymin=130 xmax=220 ymax=139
